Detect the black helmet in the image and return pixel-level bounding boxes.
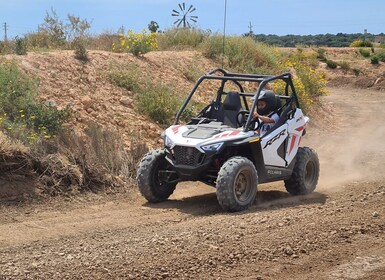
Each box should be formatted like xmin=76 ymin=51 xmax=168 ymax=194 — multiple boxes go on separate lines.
xmin=256 ymin=90 xmax=276 ymax=115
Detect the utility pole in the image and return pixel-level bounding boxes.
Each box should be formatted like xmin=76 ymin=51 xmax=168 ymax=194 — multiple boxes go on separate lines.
xmin=248 ymin=21 xmax=253 ymax=36
xmin=3 ymin=22 xmax=8 ymax=41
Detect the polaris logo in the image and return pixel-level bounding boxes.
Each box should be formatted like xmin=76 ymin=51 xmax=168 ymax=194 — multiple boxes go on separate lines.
xmin=267 ymin=170 xmax=282 ymax=175
xmin=263 ymin=129 xmax=286 ymax=149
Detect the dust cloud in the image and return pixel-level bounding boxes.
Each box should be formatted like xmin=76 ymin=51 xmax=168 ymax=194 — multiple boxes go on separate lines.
xmin=309 ymin=88 xmax=385 ymax=190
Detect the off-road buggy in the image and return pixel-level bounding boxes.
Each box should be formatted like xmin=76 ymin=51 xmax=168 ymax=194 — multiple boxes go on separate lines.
xmin=137 ymin=68 xmax=320 ymax=212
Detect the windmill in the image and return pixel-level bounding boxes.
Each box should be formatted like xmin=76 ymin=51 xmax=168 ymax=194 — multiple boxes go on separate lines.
xmin=172 ymin=3 xmax=198 ymax=28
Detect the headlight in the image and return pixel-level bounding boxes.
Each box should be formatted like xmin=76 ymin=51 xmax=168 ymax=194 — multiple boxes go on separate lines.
xmin=201 ymin=142 xmax=224 ymax=152
xmin=164 ymin=135 xmax=175 ymax=148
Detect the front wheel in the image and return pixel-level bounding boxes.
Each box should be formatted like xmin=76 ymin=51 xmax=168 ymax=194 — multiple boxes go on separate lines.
xmin=136 ymin=149 xmax=177 ymax=202
xmin=284 ymin=147 xmax=320 ymax=195
xmin=216 ymin=157 xmax=258 ymax=212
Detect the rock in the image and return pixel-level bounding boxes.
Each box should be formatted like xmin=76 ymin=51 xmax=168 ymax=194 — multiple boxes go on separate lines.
xmin=81 ymin=96 xmax=92 ymax=109
xmin=284 ymin=246 xmax=294 ymax=256
xmin=120 ymin=97 xmax=132 ymax=107
xmin=372 ymin=211 xmax=380 ymax=218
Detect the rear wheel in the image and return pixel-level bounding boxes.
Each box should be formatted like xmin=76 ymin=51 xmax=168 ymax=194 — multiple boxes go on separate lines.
xmin=216 ymin=157 xmax=258 ymax=212
xmin=284 ymin=147 xmax=319 ymax=195
xmin=137 ymin=149 xmax=177 ymax=202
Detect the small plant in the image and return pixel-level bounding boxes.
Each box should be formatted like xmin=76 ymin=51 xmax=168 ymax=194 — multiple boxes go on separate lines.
xmin=359 ymin=48 xmax=371 ymax=58
xmin=315 ymin=48 xmax=327 ymax=62
xmin=115 ymin=29 xmax=158 ymax=56
xmin=352 ymin=68 xmax=361 ymax=76
xmin=73 ymin=39 xmax=89 ymax=62
xmin=326 ymin=60 xmax=338 ymax=69
xmin=339 ymin=61 xmax=350 ymax=71
xmin=371 ymin=56 xmax=379 ymax=65
xmin=14 ymin=36 xmax=28 ymax=55
xmin=108 ymin=63 xmax=139 ymax=92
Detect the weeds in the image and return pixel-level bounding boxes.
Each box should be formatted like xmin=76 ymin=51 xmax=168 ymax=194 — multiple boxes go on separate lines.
xmin=0 ymin=60 xmax=70 ymax=143
xmin=157 ymin=28 xmax=207 ymax=50
xmin=136 ymin=82 xmax=181 ymax=125
xmin=108 ymin=63 xmax=139 ymax=92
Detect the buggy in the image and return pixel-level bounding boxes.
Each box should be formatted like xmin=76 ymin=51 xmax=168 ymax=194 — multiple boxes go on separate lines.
xmin=137 ymin=68 xmax=320 ymax=212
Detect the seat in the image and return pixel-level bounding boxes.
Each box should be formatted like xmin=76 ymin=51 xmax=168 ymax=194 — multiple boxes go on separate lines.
xmin=221 ymin=91 xmax=242 ymax=127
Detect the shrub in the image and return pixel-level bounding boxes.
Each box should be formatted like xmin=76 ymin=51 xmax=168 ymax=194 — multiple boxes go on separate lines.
xmin=276 ymin=59 xmax=328 ymax=111
xmin=14 ymin=36 xmax=27 ymax=55
xmin=350 ymin=39 xmax=373 ymax=48
xmin=315 ymin=48 xmax=327 ymax=62
xmin=326 ymin=59 xmax=338 ymax=69
xmin=359 ymin=48 xmax=371 ymax=58
xmin=25 ymin=32 xmax=54 ymax=50
xmin=0 ymin=60 xmax=70 ymax=142
xmin=339 ymin=61 xmax=350 ymax=71
xmin=73 ymin=39 xmax=89 ymax=62
xmin=371 ymin=56 xmax=379 ymax=64
xmin=352 ymin=68 xmax=361 ymax=76
xmin=136 ymin=82 xmax=181 ymax=125
xmin=115 ymin=29 xmax=158 ymax=56
xmin=157 ymin=28 xmax=207 ymax=50
xmin=108 ymin=63 xmax=139 ymax=92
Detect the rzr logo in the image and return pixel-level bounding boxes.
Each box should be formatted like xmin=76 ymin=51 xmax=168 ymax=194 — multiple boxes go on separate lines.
xmin=263 ymin=129 xmax=286 ymax=149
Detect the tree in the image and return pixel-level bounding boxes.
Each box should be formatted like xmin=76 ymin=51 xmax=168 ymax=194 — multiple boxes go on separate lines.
xmin=148 ymin=21 xmax=159 ymax=33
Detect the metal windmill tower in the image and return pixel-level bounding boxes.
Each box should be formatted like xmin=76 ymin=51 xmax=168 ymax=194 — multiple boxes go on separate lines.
xmin=172 ymin=3 xmax=198 ymax=28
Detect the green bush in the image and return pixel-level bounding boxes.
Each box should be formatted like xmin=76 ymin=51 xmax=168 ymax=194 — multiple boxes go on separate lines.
xmin=371 ymin=56 xmax=379 ymax=64
xmin=0 ymin=60 xmax=70 ymax=142
xmin=73 ymin=39 xmax=89 ymax=62
xmin=370 ymin=51 xmax=385 ymax=64
xmin=326 ymin=60 xmax=338 ymax=69
xmin=136 ymin=83 xmax=181 ymax=125
xmin=339 ymin=61 xmax=350 ymax=71
xmin=14 ymin=36 xmax=27 ymax=55
xmin=315 ymin=48 xmax=327 ymax=62
xmin=108 ymin=63 xmax=139 ymax=92
xmin=359 ymin=48 xmax=371 ymax=58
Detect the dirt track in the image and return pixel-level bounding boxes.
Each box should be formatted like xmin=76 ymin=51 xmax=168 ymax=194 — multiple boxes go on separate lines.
xmin=1 ymin=87 xmax=385 ymax=279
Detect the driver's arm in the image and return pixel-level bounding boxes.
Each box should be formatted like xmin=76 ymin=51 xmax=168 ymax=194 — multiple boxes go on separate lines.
xmin=253 ymin=111 xmax=276 ymax=124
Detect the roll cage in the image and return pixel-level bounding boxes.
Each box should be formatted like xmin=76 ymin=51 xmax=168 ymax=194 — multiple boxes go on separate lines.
xmin=174 ymin=68 xmax=301 ymax=132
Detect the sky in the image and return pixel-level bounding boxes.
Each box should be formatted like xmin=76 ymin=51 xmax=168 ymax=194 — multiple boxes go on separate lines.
xmin=0 ymin=0 xmax=384 ymax=39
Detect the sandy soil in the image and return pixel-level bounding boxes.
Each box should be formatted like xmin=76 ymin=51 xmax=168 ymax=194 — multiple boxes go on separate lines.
xmin=0 ymin=86 xmax=384 ymax=279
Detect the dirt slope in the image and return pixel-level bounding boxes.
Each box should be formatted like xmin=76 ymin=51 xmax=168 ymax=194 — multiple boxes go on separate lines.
xmin=11 ymin=50 xmax=218 ymax=148
xmin=0 ymin=87 xmax=384 ymax=279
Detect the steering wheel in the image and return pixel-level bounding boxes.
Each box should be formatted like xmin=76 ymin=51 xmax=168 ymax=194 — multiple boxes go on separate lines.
xmin=236 ymin=110 xmax=261 ymax=130
xmin=236 ymin=110 xmax=249 ymax=127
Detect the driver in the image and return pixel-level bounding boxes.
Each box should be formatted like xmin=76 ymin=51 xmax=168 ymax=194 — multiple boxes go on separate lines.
xmin=253 ymin=90 xmax=280 ymax=135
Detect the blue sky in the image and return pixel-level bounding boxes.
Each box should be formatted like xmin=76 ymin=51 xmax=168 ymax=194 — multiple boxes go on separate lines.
xmin=0 ymin=0 xmax=384 ymax=39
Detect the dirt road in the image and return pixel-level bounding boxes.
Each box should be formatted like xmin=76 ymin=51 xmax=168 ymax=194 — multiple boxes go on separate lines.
xmin=1 ymin=88 xmax=385 ymax=280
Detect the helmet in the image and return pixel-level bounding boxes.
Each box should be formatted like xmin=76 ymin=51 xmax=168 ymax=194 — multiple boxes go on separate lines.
xmin=256 ymin=90 xmax=276 ymax=115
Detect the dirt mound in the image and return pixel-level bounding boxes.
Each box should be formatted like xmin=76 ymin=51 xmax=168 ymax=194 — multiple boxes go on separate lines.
xmin=321 ymin=48 xmax=385 ymax=90
xmin=11 ymin=50 xmax=218 ymax=149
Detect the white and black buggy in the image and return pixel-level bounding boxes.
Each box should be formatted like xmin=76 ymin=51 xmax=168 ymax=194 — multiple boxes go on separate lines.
xmin=137 ymin=68 xmax=320 ymax=212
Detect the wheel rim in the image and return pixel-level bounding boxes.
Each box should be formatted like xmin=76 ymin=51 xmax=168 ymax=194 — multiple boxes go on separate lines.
xmin=304 ymin=159 xmax=317 ymax=188
xmin=234 ymin=169 xmax=254 ymax=203
xmin=153 ymin=160 xmax=172 ymax=193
